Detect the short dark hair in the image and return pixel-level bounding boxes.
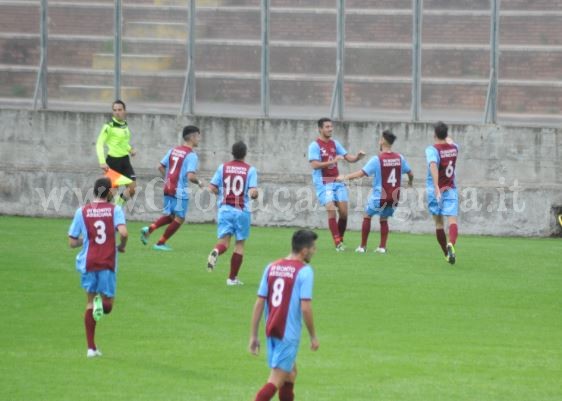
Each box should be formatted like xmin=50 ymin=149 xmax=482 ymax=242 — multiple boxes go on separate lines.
xmin=317 ymin=117 xmax=332 ymax=129
xmin=232 ymin=141 xmax=247 ymax=160
xmin=434 ymin=121 xmax=448 ymax=139
xmin=94 ymin=177 xmax=112 ymax=199
xmin=112 ymin=99 xmax=126 ymax=110
xmin=382 ymin=129 xmax=396 ymax=145
xmin=183 ymin=125 xmax=200 ymax=140
xmin=292 ymin=229 xmax=318 ymax=253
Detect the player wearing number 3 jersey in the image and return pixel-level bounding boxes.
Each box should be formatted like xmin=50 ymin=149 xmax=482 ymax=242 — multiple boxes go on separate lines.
xmin=426 ymin=121 xmax=459 ymax=264
xmin=249 ymin=230 xmax=319 ymax=401
xmin=207 ymin=141 xmax=258 ymax=285
xmin=68 ymin=177 xmax=128 ymax=358
xmin=337 ymin=130 xmax=413 ymax=254
xmin=140 ymin=126 xmax=204 ymax=251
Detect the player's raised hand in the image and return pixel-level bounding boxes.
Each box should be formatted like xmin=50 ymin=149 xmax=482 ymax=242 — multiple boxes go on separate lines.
xmin=310 ymin=336 xmax=319 ymax=351
xmin=357 ymin=150 xmax=366 ymax=160
xmin=249 ymin=336 xmax=260 ymax=355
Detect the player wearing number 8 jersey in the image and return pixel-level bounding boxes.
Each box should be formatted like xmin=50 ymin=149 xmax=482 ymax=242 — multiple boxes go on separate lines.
xmin=426 ymin=121 xmax=459 ymax=264
xmin=140 ymin=126 xmax=204 ymax=251
xmin=249 ymin=230 xmax=319 ymax=401
xmin=68 ymin=177 xmax=128 ymax=358
xmin=337 ymin=130 xmax=413 ymax=253
xmin=207 ymin=141 xmax=258 ymax=285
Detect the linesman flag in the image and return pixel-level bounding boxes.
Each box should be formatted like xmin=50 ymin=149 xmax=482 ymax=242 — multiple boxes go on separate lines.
xmin=104 ymin=168 xmax=133 ymax=188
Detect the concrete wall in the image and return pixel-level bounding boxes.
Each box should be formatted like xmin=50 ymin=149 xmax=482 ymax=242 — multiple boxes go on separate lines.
xmin=0 ymin=109 xmax=561 ymax=236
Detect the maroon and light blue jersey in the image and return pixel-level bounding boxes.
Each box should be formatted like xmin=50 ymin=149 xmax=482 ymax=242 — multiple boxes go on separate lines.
xmin=68 ymin=201 xmax=126 ymax=273
xmin=308 ymin=138 xmax=347 ymax=185
xmin=210 ymin=160 xmax=258 ymax=212
xmin=361 ymin=152 xmax=411 ymax=206
xmin=258 ymin=258 xmax=314 ymax=342
xmin=161 ymin=145 xmax=199 ymax=199
xmin=425 ymin=143 xmax=459 ymax=191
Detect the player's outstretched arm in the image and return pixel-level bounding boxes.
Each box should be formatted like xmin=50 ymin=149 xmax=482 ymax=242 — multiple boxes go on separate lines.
xmin=344 ymin=151 xmax=366 ymax=163
xmin=188 ymin=172 xmax=205 ymax=188
xmin=310 ymin=155 xmax=344 ymax=170
xmin=249 ymin=297 xmax=265 ymax=355
xmin=301 ymin=300 xmax=319 ymax=351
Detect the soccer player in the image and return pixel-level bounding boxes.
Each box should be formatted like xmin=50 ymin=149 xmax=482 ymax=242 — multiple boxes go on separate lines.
xmin=68 ymin=177 xmax=128 ymax=358
xmin=426 ymin=121 xmax=459 ymax=264
xmin=337 ymin=130 xmax=413 ymax=253
xmin=206 ymin=141 xmax=258 ymax=286
xmin=96 ymin=100 xmax=137 ymax=206
xmin=140 ymin=125 xmax=203 ymax=251
xmin=249 ymin=229 xmax=319 ymax=401
xmin=308 ymin=117 xmax=365 ymax=251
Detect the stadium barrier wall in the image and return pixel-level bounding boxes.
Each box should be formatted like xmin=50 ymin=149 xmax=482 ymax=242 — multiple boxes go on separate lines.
xmin=0 ymin=109 xmax=561 ymax=236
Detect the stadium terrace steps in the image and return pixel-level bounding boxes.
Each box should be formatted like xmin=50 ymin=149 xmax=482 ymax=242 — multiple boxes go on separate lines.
xmin=92 ymin=53 xmax=174 ymax=72
xmin=126 ymin=22 xmax=188 ymax=40
xmin=59 ymin=85 xmax=143 ymax=101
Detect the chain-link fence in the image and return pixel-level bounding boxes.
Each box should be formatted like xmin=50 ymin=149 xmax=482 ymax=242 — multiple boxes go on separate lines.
xmin=1 ymin=0 xmax=561 ymax=125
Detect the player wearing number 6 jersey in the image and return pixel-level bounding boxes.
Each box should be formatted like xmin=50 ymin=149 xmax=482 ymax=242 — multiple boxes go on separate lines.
xmin=249 ymin=229 xmax=319 ymax=401
xmin=426 ymin=121 xmax=459 ymax=264
xmin=337 ymin=130 xmax=413 ymax=253
xmin=207 ymin=141 xmax=258 ymax=285
xmin=141 ymin=126 xmax=204 ymax=251
xmin=68 ymin=177 xmax=128 ymax=358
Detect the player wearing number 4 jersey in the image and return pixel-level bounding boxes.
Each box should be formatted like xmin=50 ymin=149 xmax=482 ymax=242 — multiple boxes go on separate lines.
xmin=426 ymin=121 xmax=459 ymax=264
xmin=249 ymin=229 xmax=319 ymax=401
xmin=207 ymin=141 xmax=258 ymax=285
xmin=68 ymin=177 xmax=128 ymax=358
xmin=141 ymin=126 xmax=204 ymax=251
xmin=338 ymin=130 xmax=413 ymax=253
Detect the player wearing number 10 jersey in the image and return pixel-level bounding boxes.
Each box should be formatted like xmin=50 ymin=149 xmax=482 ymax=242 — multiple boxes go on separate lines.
xmin=249 ymin=230 xmax=319 ymax=401
xmin=337 ymin=130 xmax=413 ymax=253
xmin=426 ymin=121 xmax=459 ymax=264
xmin=68 ymin=177 xmax=128 ymax=358
xmin=141 ymin=126 xmax=204 ymax=251
xmin=207 ymin=141 xmax=258 ymax=285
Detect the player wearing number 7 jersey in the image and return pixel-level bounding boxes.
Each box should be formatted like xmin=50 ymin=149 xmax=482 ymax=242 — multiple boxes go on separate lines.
xmin=249 ymin=229 xmax=319 ymax=401
xmin=426 ymin=121 xmax=459 ymax=264
xmin=207 ymin=141 xmax=258 ymax=285
xmin=141 ymin=126 xmax=204 ymax=251
xmin=68 ymin=177 xmax=128 ymax=358
xmin=337 ymin=130 xmax=413 ymax=253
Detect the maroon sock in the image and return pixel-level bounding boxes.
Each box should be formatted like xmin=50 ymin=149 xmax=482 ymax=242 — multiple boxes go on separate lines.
xmin=361 ymin=217 xmax=371 ymax=248
xmin=149 ymin=215 xmax=174 ymax=233
xmin=84 ymin=309 xmax=96 ymax=350
xmin=379 ymin=220 xmax=389 ymax=249
xmin=338 ymin=217 xmax=347 ymax=240
xmin=255 ymin=383 xmax=277 ymax=401
xmin=279 ymin=382 xmax=294 ymax=401
xmin=229 ymin=252 xmax=243 ymax=280
xmin=215 ymin=243 xmax=228 ymax=255
xmin=328 ymin=217 xmax=341 ymax=245
xmin=157 ymin=220 xmax=182 ymax=245
xmin=449 ymin=223 xmax=458 ymax=245
xmin=436 ymin=228 xmax=448 ymax=255
xmin=102 ymin=301 xmax=113 ymax=315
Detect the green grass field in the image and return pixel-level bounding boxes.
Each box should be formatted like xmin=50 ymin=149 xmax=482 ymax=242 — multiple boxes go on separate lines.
xmin=1 ymin=216 xmax=561 ymax=401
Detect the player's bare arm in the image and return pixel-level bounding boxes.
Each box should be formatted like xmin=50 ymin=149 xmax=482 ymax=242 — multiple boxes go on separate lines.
xmin=188 ymin=172 xmax=205 ymax=188
xmin=68 ymin=236 xmax=83 ymax=248
xmin=344 ymin=151 xmax=366 ymax=163
xmin=337 ymin=170 xmax=366 ymax=182
xmin=208 ymin=183 xmax=219 ymax=194
xmin=158 ymin=164 xmax=166 ymax=177
xmin=429 ymin=162 xmax=441 ymax=200
xmin=310 ymin=155 xmax=344 ymax=170
xmin=249 ymin=297 xmax=265 ymax=355
xmin=407 ymin=171 xmax=414 ymax=187
xmin=100 ymin=163 xmax=109 ymax=172
xmin=117 ymin=225 xmax=128 ymax=253
xmin=129 ymin=148 xmax=137 ymax=157
xmin=301 ymin=300 xmax=319 ymax=351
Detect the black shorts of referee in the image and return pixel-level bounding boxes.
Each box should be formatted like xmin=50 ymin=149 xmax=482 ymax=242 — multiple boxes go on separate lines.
xmin=106 ymin=155 xmax=136 ymax=181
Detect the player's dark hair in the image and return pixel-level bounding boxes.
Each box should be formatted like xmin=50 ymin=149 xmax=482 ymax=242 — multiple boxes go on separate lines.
xmin=112 ymin=99 xmax=126 ymax=110
xmin=94 ymin=177 xmax=112 ymax=199
xmin=382 ymin=129 xmax=396 ymax=145
xmin=434 ymin=121 xmax=448 ymax=139
xmin=317 ymin=117 xmax=332 ymax=129
xmin=183 ymin=125 xmax=200 ymax=140
xmin=292 ymin=229 xmax=318 ymax=253
xmin=232 ymin=141 xmax=247 ymax=160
